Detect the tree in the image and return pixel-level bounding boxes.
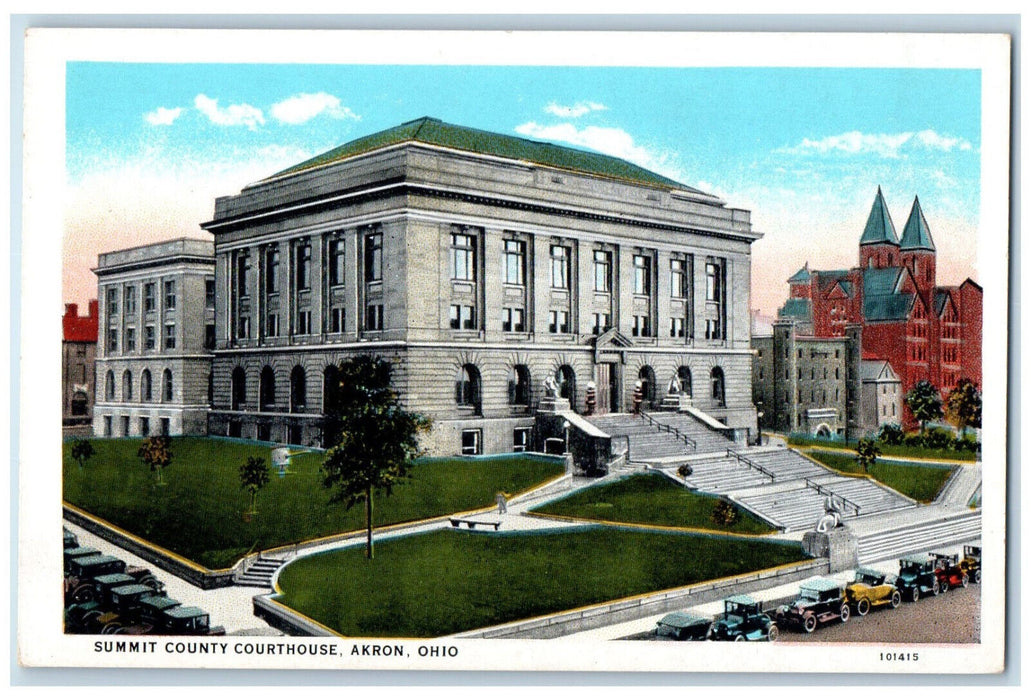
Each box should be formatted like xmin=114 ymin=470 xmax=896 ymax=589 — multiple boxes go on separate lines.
xmin=711 ymin=500 xmax=738 ymax=527
xmin=321 ymin=356 xmax=430 ymax=560
xmin=138 ymin=436 xmax=173 ymax=486
xmin=945 ymin=379 xmax=982 ymax=436
xmin=239 ymin=456 xmax=271 ymax=516
xmin=855 ymin=438 xmax=880 ymax=474
xmin=70 ymin=438 xmax=95 ymax=471
xmin=905 ymin=380 xmax=943 ymax=434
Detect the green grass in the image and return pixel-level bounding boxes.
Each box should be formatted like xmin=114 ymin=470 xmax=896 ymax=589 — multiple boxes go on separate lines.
xmin=528 ymin=473 xmax=776 ymax=534
xmin=786 ymin=435 xmax=977 ymax=462
xmin=804 ymin=450 xmax=955 ymax=503
xmin=63 ymin=437 xmax=564 ymax=569
xmin=275 ymin=527 xmax=808 ymax=637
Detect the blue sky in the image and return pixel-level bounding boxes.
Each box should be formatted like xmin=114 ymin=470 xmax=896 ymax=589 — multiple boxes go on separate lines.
xmin=64 ymin=63 xmax=982 ymax=314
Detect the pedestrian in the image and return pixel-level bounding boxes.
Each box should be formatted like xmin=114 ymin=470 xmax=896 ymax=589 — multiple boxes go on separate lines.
xmin=496 ymin=492 xmax=507 ymax=514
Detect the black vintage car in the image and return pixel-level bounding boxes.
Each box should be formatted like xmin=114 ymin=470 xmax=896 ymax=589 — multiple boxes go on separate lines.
xmin=960 ymin=545 xmax=982 ymax=584
xmin=896 ymin=555 xmax=941 ymax=602
xmin=655 ymin=611 xmax=712 ymax=641
xmin=776 ymin=578 xmax=850 ymax=633
xmin=707 ymin=595 xmax=778 ymax=641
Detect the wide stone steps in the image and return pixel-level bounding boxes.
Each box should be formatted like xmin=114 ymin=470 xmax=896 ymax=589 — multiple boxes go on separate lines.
xmin=587 ymin=414 xmax=694 ymax=462
xmin=857 ymin=510 xmax=982 ymax=564
xmin=682 ymin=456 xmax=773 ymax=493
xmin=235 ymin=555 xmax=289 ymax=589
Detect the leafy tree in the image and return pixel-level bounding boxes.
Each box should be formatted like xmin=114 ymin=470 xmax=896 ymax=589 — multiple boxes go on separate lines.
xmin=855 ymin=438 xmax=880 ymax=474
xmin=70 ymin=438 xmax=95 ymax=470
xmin=877 ymin=423 xmax=904 ymax=446
xmin=321 ymin=356 xmax=430 ymax=560
xmin=711 ymin=500 xmax=738 ymax=527
xmin=239 ymin=456 xmax=271 ymax=516
xmin=945 ymin=379 xmax=982 ymax=436
xmin=138 ymin=436 xmax=173 ymax=486
xmin=905 ymin=380 xmax=943 ymax=434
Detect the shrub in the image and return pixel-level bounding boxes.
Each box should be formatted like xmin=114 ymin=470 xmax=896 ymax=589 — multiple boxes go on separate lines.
xmin=677 ymin=464 xmax=693 ymax=478
xmin=955 ymin=434 xmax=981 ymax=453
xmin=878 ymin=423 xmax=905 ymax=446
xmin=923 ymin=427 xmax=955 ymax=450
xmin=711 ymin=500 xmax=738 ymax=527
xmin=903 ymin=433 xmax=926 ymax=448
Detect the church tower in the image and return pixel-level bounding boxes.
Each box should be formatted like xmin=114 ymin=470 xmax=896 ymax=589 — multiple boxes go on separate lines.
xmin=858 ymin=186 xmax=901 ymax=269
xmin=899 ymin=195 xmax=937 ymax=292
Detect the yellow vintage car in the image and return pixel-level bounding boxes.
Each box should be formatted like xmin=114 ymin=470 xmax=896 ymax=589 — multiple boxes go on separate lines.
xmin=844 ymin=567 xmax=902 ymax=616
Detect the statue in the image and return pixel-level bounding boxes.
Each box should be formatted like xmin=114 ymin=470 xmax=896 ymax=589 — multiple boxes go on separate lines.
xmin=543 ymin=376 xmax=559 ymax=398
xmin=814 ymin=495 xmax=844 ymax=533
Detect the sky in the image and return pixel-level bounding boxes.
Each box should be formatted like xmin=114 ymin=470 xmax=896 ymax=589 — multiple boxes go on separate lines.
xmin=63 ymin=63 xmax=982 ymax=316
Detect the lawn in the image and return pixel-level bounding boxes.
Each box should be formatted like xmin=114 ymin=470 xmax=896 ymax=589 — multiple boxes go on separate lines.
xmin=803 ymin=450 xmax=955 ymax=503
xmin=63 ymin=437 xmax=564 ymax=570
xmin=529 ymin=473 xmax=776 ymax=534
xmin=786 ymin=435 xmax=977 ymax=462
xmin=275 ymin=527 xmax=808 ymax=637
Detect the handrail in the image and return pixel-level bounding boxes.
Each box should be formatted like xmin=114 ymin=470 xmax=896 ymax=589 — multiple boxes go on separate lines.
xmin=727 ymin=449 xmax=776 ymax=482
xmin=801 ymin=477 xmax=862 ymax=516
xmin=639 ymin=411 xmax=697 ymax=450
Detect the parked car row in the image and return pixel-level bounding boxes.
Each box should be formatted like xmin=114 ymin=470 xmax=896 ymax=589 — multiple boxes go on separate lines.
xmin=656 ymin=546 xmax=981 ymax=641
xmin=63 ymin=527 xmax=224 ymax=636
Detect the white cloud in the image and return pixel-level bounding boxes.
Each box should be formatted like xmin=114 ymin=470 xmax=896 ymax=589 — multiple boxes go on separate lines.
xmin=514 ymin=121 xmax=676 ymax=176
xmin=194 ymin=94 xmax=265 ymax=129
xmin=779 ymin=129 xmax=974 ymax=159
xmin=270 ymin=92 xmax=360 ymax=125
xmin=143 ymin=106 xmax=183 ymax=126
xmin=544 ymin=101 xmax=608 ymax=119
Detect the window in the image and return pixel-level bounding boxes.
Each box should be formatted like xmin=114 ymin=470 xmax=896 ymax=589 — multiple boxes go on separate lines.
xmin=705 ymin=318 xmax=722 ymax=340
xmin=125 ymin=328 xmax=136 ymax=352
xmin=265 ymin=247 xmax=279 ymax=294
xmin=257 ymin=423 xmax=271 ymax=442
xmin=450 ymin=232 xmax=476 ymax=281
xmin=122 ymin=370 xmax=133 ymax=401
xmin=296 ymin=310 xmax=311 ymax=335
xmin=503 ymin=240 xmax=525 ymax=285
xmin=162 ymin=369 xmax=173 ymax=402
xmin=455 ymin=364 xmax=481 ymax=410
xmin=160 ymin=418 xmax=170 ymax=437
xmin=164 ymin=280 xmax=177 ymax=309
xmin=592 ymin=313 xmax=610 ymax=335
xmin=295 ymin=241 xmax=312 ymax=290
xmin=513 ymin=428 xmax=531 ymax=452
xmin=502 ymin=307 xmax=525 ymax=333
xmin=330 ymin=307 xmax=345 ymax=333
xmin=205 ymin=324 xmax=216 ymax=349
xmin=205 ymin=279 xmax=216 ymax=309
xmin=139 ymin=417 xmax=149 ymax=437
xmin=365 ymin=233 xmax=383 ymax=282
xmin=632 ymin=315 xmax=651 ymax=337
xmin=556 ymin=366 xmax=575 ymax=402
xmin=238 ymin=316 xmax=251 ymax=339
xmin=260 ymin=367 xmax=276 ymax=411
xmin=461 ymin=429 xmax=482 ymax=456
xmin=366 ymin=304 xmax=384 ymax=331
xmin=449 ymin=305 xmax=474 ymax=330
xmin=670 ymin=318 xmax=685 ymax=338
xmin=329 ymin=239 xmax=345 ymax=287
xmin=671 ymin=258 xmax=689 ymax=298
xmin=71 ymin=391 xmax=88 ymax=416
xmin=124 ymin=286 xmax=136 ymax=315
xmin=107 ymin=328 xmax=118 ymax=353
xmin=549 ymin=310 xmax=569 ymax=334
xmin=121 ymin=416 xmax=130 ymax=437
xmin=290 ymin=366 xmax=307 ymax=412
xmin=164 ymin=323 xmax=176 ymax=349
xmin=208 ymin=373 xmax=214 ymax=404
xmin=710 ymin=367 xmax=726 ymax=407
xmin=509 ymin=365 xmax=530 ymax=406
xmin=141 ymin=369 xmax=152 ymax=401
xmin=145 ymin=325 xmax=155 ymax=350
xmin=231 ymin=367 xmax=246 ymax=410
xmin=144 ymin=283 xmax=156 ymax=313
xmin=106 ymin=288 xmax=118 ymax=317
xmin=633 ymin=254 xmax=652 ymax=295
xmin=266 ymin=313 xmax=279 ymax=338
xmin=103 ymin=415 xmax=112 ymax=437
xmin=638 ymin=366 xmax=656 ymax=404
xmin=593 ymin=250 xmax=611 ymax=292
xmin=550 ymin=245 xmax=570 ymax=289
xmin=236 ymin=253 xmax=250 ymax=299
xmin=706 ymin=259 xmax=723 ymax=302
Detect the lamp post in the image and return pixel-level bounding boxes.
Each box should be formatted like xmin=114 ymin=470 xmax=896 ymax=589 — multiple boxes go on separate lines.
xmin=562 ymin=420 xmax=573 ymax=474
xmin=756 ymin=400 xmax=764 ymax=446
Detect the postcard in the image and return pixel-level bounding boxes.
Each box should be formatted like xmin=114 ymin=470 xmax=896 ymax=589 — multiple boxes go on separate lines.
xmin=18 ymin=27 xmax=1010 ymax=674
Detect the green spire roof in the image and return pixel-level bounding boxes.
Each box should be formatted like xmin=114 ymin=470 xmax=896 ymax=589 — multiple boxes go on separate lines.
xmin=859 ymin=187 xmax=900 ymax=246
xmin=899 ymin=196 xmax=936 ymax=251
xmin=787 ymin=263 xmax=811 ymax=283
xmin=266 ymin=117 xmax=700 ymax=192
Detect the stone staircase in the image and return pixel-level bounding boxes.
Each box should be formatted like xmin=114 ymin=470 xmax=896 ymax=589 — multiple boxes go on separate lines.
xmin=586 ymin=413 xmax=696 ymax=462
xmin=644 ymin=412 xmax=737 ymax=454
xmin=235 ymin=554 xmax=290 ymax=589
xmin=855 ymin=508 xmax=982 ymax=564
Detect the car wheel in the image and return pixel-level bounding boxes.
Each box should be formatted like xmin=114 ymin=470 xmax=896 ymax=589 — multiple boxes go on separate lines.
xmin=101 ymin=622 xmax=121 ymax=635
xmin=910 ymin=588 xmax=920 ymax=603
xmin=734 ymin=634 xmax=746 ymax=642
xmin=767 ymin=625 xmax=779 ymax=642
xmin=932 ymin=580 xmax=941 ymax=596
xmin=890 ymin=591 xmax=902 ymax=608
xmin=73 ymin=585 xmax=94 ymax=604
xmin=939 ymin=579 xmax=948 ymax=594
xmin=706 ymin=624 xmax=717 ymax=641
xmin=961 ymin=574 xmax=969 ymax=588
xmin=856 ymin=598 xmax=871 ymax=616
xmin=803 ymin=615 xmax=817 ymax=633
xmin=974 ymin=570 xmax=981 ymax=584
xmin=840 ymin=604 xmax=850 ymax=623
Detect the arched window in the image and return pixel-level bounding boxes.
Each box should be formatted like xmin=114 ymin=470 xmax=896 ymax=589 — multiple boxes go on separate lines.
xmin=260 ymin=366 xmax=276 ymax=411
xmin=508 ymin=365 xmax=530 ymax=406
xmin=455 ymin=364 xmax=481 ymax=412
xmin=141 ymin=369 xmax=152 ymax=402
xmin=105 ymin=371 xmax=115 ymax=401
xmin=556 ymin=365 xmax=576 ymax=404
xmin=677 ymin=366 xmax=693 ymax=397
xmin=122 ymin=370 xmax=133 ymax=401
xmin=231 ymin=367 xmax=246 ymax=410
xmin=290 ymin=365 xmax=307 ymax=412
xmin=710 ymin=367 xmax=726 ymax=408
xmin=162 ymin=369 xmax=173 ymax=403
xmin=638 ymin=366 xmax=656 ymax=405
xmin=323 ymin=365 xmax=341 ymax=413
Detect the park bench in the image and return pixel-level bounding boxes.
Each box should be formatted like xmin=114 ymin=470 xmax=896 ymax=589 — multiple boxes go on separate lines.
xmin=449 ymin=517 xmax=501 ymax=531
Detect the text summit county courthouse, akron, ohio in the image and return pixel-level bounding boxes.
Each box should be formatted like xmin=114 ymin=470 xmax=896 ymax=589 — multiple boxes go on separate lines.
xmin=145 ymin=117 xmax=765 ymax=456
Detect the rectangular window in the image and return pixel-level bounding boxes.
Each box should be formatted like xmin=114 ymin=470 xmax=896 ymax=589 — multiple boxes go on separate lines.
xmin=450 ymin=232 xmax=476 ymax=281
xmin=366 ymin=304 xmax=384 ymax=331
xmin=125 ymin=327 xmax=136 ymax=352
xmin=205 ymin=280 xmax=215 ymax=309
xmin=139 ymin=417 xmax=149 ymax=437
xmin=161 ymin=418 xmax=170 ymax=436
xmin=266 ymin=313 xmax=279 ymax=337
xmin=237 ymin=252 xmax=251 ymax=299
xmin=461 ymin=429 xmax=482 ymax=456
xmin=121 ymin=416 xmax=130 ymax=437
xmin=549 ymin=310 xmax=569 ymax=334
xmin=592 ymin=313 xmax=611 ymax=335
xmin=671 ymin=258 xmax=688 ymax=299
xmin=329 ymin=239 xmax=345 ymax=287
xmin=163 ymin=323 xmax=176 ymax=349
xmin=106 ymin=287 xmax=118 ymax=317
xmin=449 ymin=305 xmax=475 ymax=331
xmin=632 ymin=315 xmax=651 ymax=337
xmin=144 ymin=283 xmax=156 ymax=312
xmin=513 ymin=428 xmax=531 ymax=453
xmin=145 ymin=325 xmax=155 ymax=350
xmin=593 ymin=250 xmax=611 ymax=292
xmin=238 ymin=316 xmax=250 ymax=339
xmin=502 ymin=307 xmax=525 ymax=333
xmin=670 ymin=318 xmax=685 ymax=338
xmin=124 ymin=286 xmax=136 ymax=315
xmin=107 ymin=328 xmax=118 ymax=353
xmin=705 ymin=318 xmax=722 ymax=340
xmin=164 ymin=280 xmax=177 ymax=309
xmin=296 ymin=310 xmax=311 ymax=335
xmin=265 ymin=247 xmax=279 ymax=294
xmin=330 ymin=307 xmax=345 ymax=333
xmin=365 ymin=233 xmax=383 ymax=282
xmin=550 ymin=245 xmax=570 ymax=289
xmin=633 ymin=254 xmax=652 ymax=295
xmin=296 ymin=241 xmax=312 ymax=291
xmin=205 ymin=324 xmax=216 ymax=349
xmin=706 ymin=259 xmax=723 ymax=302
xmin=503 ymin=240 xmax=525 ymax=286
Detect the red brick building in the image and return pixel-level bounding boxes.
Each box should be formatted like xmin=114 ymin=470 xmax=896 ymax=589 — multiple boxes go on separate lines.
xmin=62 ymin=300 xmax=99 ymax=434
xmin=778 ymin=188 xmax=982 ymax=427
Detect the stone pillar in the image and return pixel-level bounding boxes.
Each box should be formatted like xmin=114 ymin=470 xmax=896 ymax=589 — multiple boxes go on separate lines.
xmin=802 ymin=526 xmax=859 ymax=573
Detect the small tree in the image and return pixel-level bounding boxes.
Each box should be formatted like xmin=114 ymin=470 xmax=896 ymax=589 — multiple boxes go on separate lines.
xmin=138 ymin=436 xmax=173 ymax=486
xmin=239 ymin=456 xmax=271 ymax=516
xmin=712 ymin=500 xmax=738 ymax=527
xmin=877 ymin=423 xmax=904 ymax=446
xmin=905 ymin=380 xmax=943 ymax=434
xmin=945 ymin=379 xmax=982 ymax=437
xmin=855 ymin=438 xmax=880 ymax=474
xmin=70 ymin=438 xmax=95 ymax=471
xmin=321 ymin=356 xmax=430 ymax=560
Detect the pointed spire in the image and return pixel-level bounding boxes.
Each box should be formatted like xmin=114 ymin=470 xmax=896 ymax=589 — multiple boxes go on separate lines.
xmin=859 ymin=186 xmax=900 ymax=246
xmin=787 ymin=262 xmax=811 ymax=283
xmin=900 ymin=195 xmax=936 ymax=251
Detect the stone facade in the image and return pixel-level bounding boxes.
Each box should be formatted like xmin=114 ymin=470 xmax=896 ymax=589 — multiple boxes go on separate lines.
xmin=92 ymin=239 xmax=215 ymax=437
xmin=202 ymin=118 xmax=761 ymax=454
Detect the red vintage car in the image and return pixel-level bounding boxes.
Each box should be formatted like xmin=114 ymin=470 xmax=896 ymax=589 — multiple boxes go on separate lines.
xmin=929 ymin=552 xmax=970 ymax=592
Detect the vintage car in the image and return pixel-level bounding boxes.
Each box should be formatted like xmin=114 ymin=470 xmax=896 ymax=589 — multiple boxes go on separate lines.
xmin=63 ymin=546 xmax=101 ymax=573
xmin=138 ymin=595 xmax=182 ymax=628
xmin=707 ymin=595 xmax=778 ymax=641
xmin=97 ymin=584 xmax=161 ymax=635
xmin=655 ymin=611 xmax=712 ymax=641
xmin=159 ymin=606 xmax=225 ymax=636
xmin=845 ymin=568 xmax=902 ymax=615
xmin=64 ymin=555 xmax=128 ymax=604
xmin=65 ymin=571 xmax=134 ymax=606
xmin=896 ymin=555 xmax=941 ymax=602
xmin=63 ymin=527 xmax=79 ymax=550
xmin=929 ymin=552 xmax=969 ymax=591
xmin=959 ymin=545 xmax=982 ymax=584
xmin=776 ymin=578 xmax=850 ymax=633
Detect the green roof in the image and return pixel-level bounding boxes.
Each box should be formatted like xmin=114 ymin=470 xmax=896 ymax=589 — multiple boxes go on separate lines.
xmin=779 ymin=297 xmax=812 ymax=322
xmin=859 ymin=187 xmax=900 ymax=246
xmin=900 ymin=196 xmax=936 ymax=251
xmin=863 ymin=266 xmax=914 ymax=321
xmin=267 ymin=117 xmax=698 ymax=191
xmin=787 ymin=265 xmax=811 ymax=283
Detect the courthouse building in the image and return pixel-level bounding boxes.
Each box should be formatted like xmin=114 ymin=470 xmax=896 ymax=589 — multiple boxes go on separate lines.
xmin=201 ymin=117 xmax=761 ymax=454
xmin=92 ymin=239 xmax=216 ymax=438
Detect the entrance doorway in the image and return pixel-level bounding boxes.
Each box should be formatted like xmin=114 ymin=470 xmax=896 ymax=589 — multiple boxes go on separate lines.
xmin=594 ymin=363 xmax=618 ymax=415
